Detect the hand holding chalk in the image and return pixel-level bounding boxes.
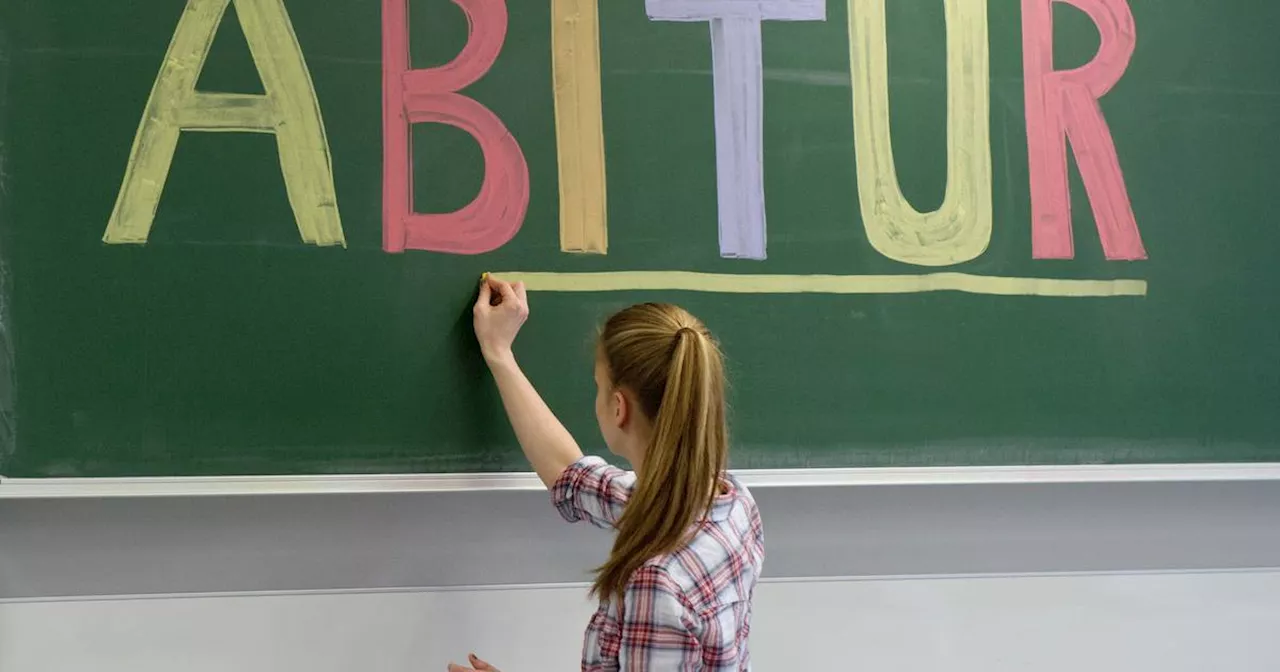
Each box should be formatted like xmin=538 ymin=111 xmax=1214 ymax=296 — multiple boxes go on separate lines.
xmin=473 ymin=273 xmax=529 ymax=366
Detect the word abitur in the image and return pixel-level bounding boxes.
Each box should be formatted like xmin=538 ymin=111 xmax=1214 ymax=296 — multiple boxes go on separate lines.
xmin=104 ymin=0 xmax=1147 ymax=297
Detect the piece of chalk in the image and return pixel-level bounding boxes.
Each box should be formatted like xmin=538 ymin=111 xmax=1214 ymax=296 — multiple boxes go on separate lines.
xmin=481 ymin=272 xmax=490 ymax=282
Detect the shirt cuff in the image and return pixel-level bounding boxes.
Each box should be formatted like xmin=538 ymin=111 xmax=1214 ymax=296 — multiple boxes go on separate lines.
xmin=550 ymin=455 xmax=610 ymax=523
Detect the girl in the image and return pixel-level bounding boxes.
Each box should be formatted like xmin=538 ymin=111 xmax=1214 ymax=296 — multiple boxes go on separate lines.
xmin=450 ymin=275 xmax=764 ymax=671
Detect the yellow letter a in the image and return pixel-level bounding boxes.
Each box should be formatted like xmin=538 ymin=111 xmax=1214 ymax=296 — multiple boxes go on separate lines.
xmin=105 ymin=0 xmax=344 ymax=246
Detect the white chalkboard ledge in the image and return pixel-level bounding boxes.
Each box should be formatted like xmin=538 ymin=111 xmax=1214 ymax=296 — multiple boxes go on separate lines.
xmin=3 ymin=462 xmax=1280 ymax=499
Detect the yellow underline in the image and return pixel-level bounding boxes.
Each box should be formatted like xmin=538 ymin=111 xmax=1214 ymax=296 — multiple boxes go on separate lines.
xmin=495 ymin=271 xmax=1147 ymax=298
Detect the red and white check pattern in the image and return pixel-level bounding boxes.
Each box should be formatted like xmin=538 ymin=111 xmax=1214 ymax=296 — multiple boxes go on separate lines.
xmin=553 ymin=456 xmax=765 ymax=671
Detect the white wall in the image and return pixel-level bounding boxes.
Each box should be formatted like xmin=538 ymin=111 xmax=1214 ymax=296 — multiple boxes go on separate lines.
xmin=4 ymin=478 xmax=1279 ymax=670
xmin=3 ymin=571 xmax=1279 ymax=671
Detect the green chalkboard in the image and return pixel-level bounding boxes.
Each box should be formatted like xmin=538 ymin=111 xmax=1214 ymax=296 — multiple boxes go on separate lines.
xmin=1 ymin=0 xmax=1278 ymax=477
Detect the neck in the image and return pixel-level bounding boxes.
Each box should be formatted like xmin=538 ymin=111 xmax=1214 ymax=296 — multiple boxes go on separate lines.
xmin=620 ymin=431 xmax=651 ymax=474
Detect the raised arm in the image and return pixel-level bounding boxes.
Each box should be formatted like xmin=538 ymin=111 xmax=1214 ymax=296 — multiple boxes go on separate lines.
xmin=473 ymin=276 xmax=584 ymax=487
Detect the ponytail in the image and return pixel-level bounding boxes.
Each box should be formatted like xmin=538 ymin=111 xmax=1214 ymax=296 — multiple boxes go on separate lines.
xmin=592 ymin=305 xmax=729 ymax=602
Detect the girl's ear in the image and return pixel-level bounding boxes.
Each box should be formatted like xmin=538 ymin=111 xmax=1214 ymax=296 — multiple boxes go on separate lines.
xmin=612 ymin=388 xmax=630 ymax=429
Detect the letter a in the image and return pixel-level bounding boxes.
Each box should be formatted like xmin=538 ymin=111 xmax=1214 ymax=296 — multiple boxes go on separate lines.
xmin=105 ymin=0 xmax=345 ymax=246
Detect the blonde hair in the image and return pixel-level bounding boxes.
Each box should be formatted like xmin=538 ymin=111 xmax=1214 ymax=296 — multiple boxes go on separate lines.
xmin=592 ymin=303 xmax=729 ymax=602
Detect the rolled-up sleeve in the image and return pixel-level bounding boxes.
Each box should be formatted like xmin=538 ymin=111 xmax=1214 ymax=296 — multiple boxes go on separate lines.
xmin=551 ymin=456 xmax=635 ymax=529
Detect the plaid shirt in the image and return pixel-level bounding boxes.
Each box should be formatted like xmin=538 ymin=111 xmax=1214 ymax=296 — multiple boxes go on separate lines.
xmin=552 ymin=456 xmax=765 ymax=671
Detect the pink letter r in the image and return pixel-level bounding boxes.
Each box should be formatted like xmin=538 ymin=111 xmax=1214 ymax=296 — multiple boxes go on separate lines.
xmin=1023 ymin=0 xmax=1146 ymax=260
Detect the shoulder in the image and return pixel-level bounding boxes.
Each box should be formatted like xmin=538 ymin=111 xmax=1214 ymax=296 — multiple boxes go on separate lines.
xmin=714 ymin=473 xmax=764 ymax=546
xmin=722 ymin=472 xmax=756 ymax=509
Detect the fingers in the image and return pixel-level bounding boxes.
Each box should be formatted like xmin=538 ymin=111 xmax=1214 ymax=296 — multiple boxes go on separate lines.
xmin=445 ymin=652 xmax=494 ymax=672
xmin=479 ymin=274 xmax=513 ymax=304
xmin=475 ymin=279 xmax=493 ymax=312
xmin=482 ymin=273 xmax=505 ymax=296
xmin=494 ymin=279 xmax=519 ymax=305
xmin=480 ymin=275 xmax=528 ymax=315
xmin=475 ymin=275 xmax=528 ymax=346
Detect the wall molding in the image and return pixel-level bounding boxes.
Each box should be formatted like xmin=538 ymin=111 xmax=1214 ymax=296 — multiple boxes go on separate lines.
xmin=4 ymin=462 xmax=1280 ymax=499
xmin=6 ymin=567 xmax=1280 ymax=606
